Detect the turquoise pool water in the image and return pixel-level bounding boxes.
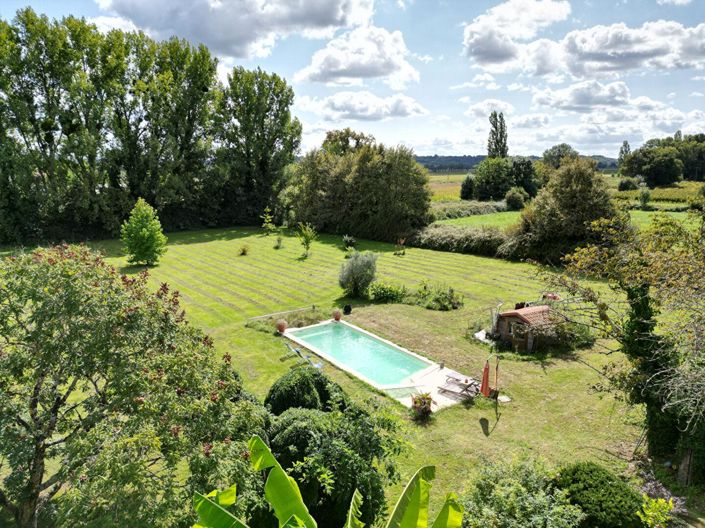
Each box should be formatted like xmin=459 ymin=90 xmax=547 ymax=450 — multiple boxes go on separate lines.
xmin=288 ymin=322 xmax=431 ymax=387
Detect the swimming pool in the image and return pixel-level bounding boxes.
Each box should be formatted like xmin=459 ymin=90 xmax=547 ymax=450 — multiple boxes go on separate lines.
xmin=286 ymin=320 xmax=436 ymax=389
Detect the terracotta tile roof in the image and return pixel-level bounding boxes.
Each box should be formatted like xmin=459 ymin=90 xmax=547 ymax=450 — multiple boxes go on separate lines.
xmin=499 ymin=305 xmax=552 ymax=326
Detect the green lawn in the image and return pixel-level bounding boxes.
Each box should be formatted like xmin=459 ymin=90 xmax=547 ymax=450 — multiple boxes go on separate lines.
xmin=87 ymin=228 xmax=651 ymax=517
xmin=436 ymin=209 xmax=695 ymax=231
xmin=429 ymin=172 xmax=467 ymax=201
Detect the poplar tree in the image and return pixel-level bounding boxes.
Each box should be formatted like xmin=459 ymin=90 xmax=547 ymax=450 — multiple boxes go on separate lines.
xmin=487 ymin=111 xmax=508 ymax=158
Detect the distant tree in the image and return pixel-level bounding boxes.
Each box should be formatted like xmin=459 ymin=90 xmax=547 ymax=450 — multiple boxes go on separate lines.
xmin=0 ymin=246 xmax=269 ymax=527
xmin=542 ymin=143 xmax=579 ymax=169
xmin=618 ymin=140 xmax=631 ymax=168
xmin=460 ymin=175 xmax=475 ymax=200
xmin=473 ymin=158 xmax=513 ymax=200
xmin=121 ymin=198 xmax=168 ymax=266
xmin=322 ymin=128 xmax=375 ymax=155
xmin=509 ymin=157 xmax=539 ymax=197
xmin=487 ymin=111 xmax=508 ymax=158
xmin=506 ymin=157 xmax=616 ymax=262
xmin=505 ymin=187 xmax=529 ymax=211
xmin=621 ymin=147 xmax=683 ymax=188
xmin=674 ymin=129 xmax=682 ymax=142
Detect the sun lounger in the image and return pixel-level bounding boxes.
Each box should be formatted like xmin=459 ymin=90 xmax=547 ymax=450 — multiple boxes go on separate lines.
xmin=284 ymin=342 xmax=323 ymax=369
xmin=438 ymin=375 xmax=479 ymax=398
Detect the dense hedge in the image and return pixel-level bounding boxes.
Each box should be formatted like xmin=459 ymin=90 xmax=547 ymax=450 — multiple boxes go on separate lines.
xmin=408 ymin=224 xmax=507 ymax=257
xmin=264 ymin=366 xmax=344 ymax=415
xmin=555 ymin=462 xmax=643 ymax=528
xmin=431 ymin=200 xmax=506 ymax=221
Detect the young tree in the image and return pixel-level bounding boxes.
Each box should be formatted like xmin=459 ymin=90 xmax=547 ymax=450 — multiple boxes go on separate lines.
xmin=487 ymin=111 xmax=508 ymax=158
xmin=296 ymin=222 xmax=317 ymax=258
xmin=618 ymin=140 xmax=631 ymax=168
xmin=507 ymin=157 xmax=615 ymax=262
xmin=121 ymin=198 xmax=168 ymax=266
xmin=542 ymin=143 xmax=579 ymax=169
xmin=472 ymin=158 xmax=513 ymax=200
xmin=0 ymin=246 xmax=269 ymax=527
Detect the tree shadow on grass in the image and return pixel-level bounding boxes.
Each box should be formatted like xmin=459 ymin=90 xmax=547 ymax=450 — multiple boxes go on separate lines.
xmin=119 ymin=263 xmax=149 ymax=275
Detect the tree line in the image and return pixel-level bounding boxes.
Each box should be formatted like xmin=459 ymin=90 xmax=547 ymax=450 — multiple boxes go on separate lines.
xmin=0 ymin=8 xmax=301 ymax=244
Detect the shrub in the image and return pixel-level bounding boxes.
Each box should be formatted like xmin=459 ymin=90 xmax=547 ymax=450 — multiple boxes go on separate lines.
xmin=264 ymin=366 xmax=345 ymax=415
xmin=505 ymin=186 xmax=529 ymax=211
xmin=639 ymin=188 xmax=652 ymax=209
xmin=638 ymin=495 xmax=674 ymax=528
xmin=339 ymin=251 xmax=378 ymax=298
xmin=120 ymin=198 xmax=168 ymax=266
xmin=618 ymin=177 xmax=640 ymax=191
xmin=238 ymin=244 xmax=250 ymax=256
xmin=411 ymin=393 xmax=434 ymax=421
xmin=414 ymin=280 xmax=463 ymax=311
xmin=268 ymin=400 xmax=403 ymax=526
xmin=473 ymin=157 xmax=513 ymax=201
xmin=296 ymin=222 xmax=317 ymax=257
xmin=283 ymin=134 xmax=431 ymax=242
xmin=342 ymin=234 xmax=357 ymax=249
xmin=460 ymin=175 xmax=475 ymax=200
xmin=509 ymin=157 xmax=539 ymax=197
xmin=408 ymin=224 xmax=507 ymax=257
xmin=431 ymin=200 xmax=506 ymax=221
xmin=462 ymin=457 xmax=585 ymax=528
xmin=369 ymin=281 xmax=407 ymax=303
xmin=509 ymin=157 xmax=616 ymax=262
xmin=555 ymin=462 xmax=643 ymax=528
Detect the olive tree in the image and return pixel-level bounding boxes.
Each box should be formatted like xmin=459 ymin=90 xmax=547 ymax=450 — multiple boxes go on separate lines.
xmin=0 ymin=245 xmax=269 ymax=527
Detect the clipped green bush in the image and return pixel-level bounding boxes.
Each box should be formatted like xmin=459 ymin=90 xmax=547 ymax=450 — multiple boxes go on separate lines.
xmin=460 ymin=175 xmax=475 ymax=200
xmin=505 ymin=186 xmax=529 ymax=211
xmin=120 ymin=198 xmax=168 ymax=266
xmin=414 ymin=280 xmax=463 ymax=311
xmin=339 ymin=251 xmax=378 ymax=298
xmin=555 ymin=462 xmax=643 ymax=528
xmin=618 ymin=177 xmax=640 ymax=191
xmin=431 ymin=200 xmax=506 ymax=221
xmin=368 ymin=281 xmax=407 ymax=303
xmin=409 ymin=224 xmax=507 ymax=257
xmin=264 ymin=366 xmax=344 ymax=415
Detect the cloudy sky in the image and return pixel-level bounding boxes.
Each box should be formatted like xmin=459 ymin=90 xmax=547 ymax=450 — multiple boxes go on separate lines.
xmin=2 ymin=0 xmax=705 ymax=157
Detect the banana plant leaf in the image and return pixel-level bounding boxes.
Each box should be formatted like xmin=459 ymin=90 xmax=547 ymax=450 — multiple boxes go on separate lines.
xmin=192 ymin=490 xmax=250 ymax=528
xmin=385 ymin=466 xmax=435 ymax=528
xmin=344 ymin=489 xmax=365 ymax=528
xmin=430 ymin=493 xmax=463 ymax=528
xmin=248 ymin=435 xmax=317 ymax=528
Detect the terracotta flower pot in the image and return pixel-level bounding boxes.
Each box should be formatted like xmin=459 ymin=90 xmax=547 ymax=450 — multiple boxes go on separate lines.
xmin=332 ymin=309 xmax=342 ymax=321
xmin=276 ymin=319 xmax=287 ymax=333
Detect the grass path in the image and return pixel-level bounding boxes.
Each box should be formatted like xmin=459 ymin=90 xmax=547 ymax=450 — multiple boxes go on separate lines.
xmin=88 ymin=227 xmax=652 ymax=517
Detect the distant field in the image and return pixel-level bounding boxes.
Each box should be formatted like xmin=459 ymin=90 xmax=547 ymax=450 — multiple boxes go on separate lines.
xmin=606 ymin=178 xmax=703 ymax=203
xmin=429 ymin=172 xmax=467 ymax=201
xmin=436 ymin=209 xmax=696 ymax=231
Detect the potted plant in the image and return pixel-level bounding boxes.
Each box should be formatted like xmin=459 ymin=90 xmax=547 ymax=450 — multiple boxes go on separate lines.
xmin=332 ymin=308 xmax=342 ymax=321
xmin=276 ymin=319 xmax=287 ymax=334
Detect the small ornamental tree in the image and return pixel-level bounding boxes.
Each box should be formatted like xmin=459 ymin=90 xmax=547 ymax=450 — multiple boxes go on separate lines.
xmin=121 ymin=198 xmax=168 ymax=265
xmin=0 ymin=246 xmax=269 ymax=527
xmin=339 ymin=251 xmax=378 ymax=298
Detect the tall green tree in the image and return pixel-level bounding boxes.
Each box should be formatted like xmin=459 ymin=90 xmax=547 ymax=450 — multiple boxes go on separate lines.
xmin=487 ymin=111 xmax=508 ymax=158
xmin=0 ymin=246 xmax=270 ymax=527
xmin=618 ymin=140 xmax=631 ymax=168
xmin=121 ymin=197 xmax=168 ymax=265
xmin=542 ymin=143 xmax=578 ymax=169
xmin=621 ymin=146 xmax=683 ymax=188
xmin=214 ymin=67 xmax=301 ymax=224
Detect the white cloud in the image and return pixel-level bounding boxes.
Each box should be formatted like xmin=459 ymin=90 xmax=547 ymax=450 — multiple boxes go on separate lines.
xmin=507 ymin=82 xmax=531 ymax=92
xmin=296 ymin=91 xmax=428 ymax=121
xmin=512 ymin=113 xmax=551 ymax=127
xmin=89 ymin=15 xmax=138 ymax=33
xmin=463 ymin=0 xmax=570 ymax=66
xmin=464 ymin=98 xmax=514 ymax=118
xmin=97 ymin=0 xmax=373 ymax=58
xmin=691 ymin=91 xmax=705 ymax=97
xmin=533 ymin=80 xmax=631 ymax=111
xmin=657 ymin=0 xmax=691 ymax=4
xmin=294 ymin=26 xmax=419 ymax=90
xmin=450 ymin=73 xmax=500 ymax=90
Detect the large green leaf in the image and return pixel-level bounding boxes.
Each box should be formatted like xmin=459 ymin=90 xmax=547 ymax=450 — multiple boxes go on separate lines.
xmin=248 ymin=436 xmax=317 ymax=528
xmin=430 ymin=493 xmax=463 ymax=528
xmin=385 ymin=466 xmax=436 ymax=528
xmin=192 ymin=491 xmax=250 ymax=528
xmin=344 ymin=489 xmax=365 ymax=528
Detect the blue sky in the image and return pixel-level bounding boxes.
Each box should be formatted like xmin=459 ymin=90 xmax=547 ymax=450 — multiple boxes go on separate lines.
xmin=2 ymin=0 xmax=704 ymax=156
